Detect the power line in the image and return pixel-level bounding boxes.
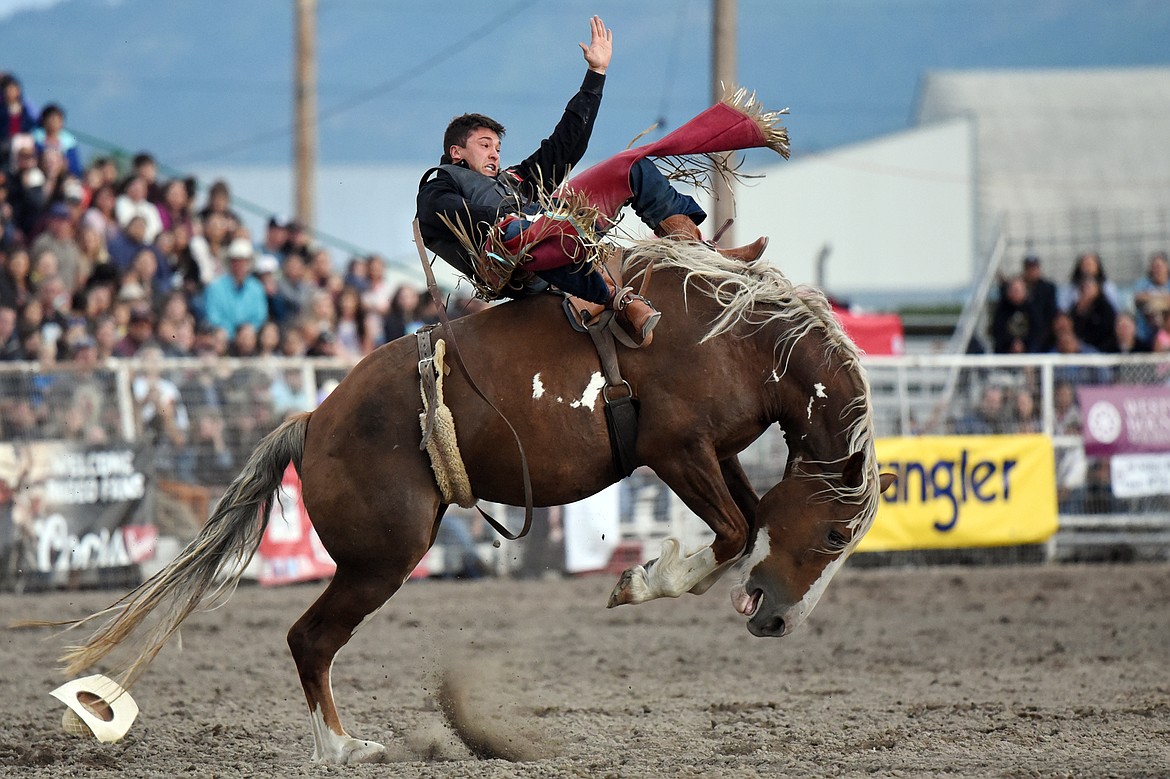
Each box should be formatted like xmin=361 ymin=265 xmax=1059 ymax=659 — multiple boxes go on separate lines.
xmin=172 ymin=0 xmax=538 ymax=164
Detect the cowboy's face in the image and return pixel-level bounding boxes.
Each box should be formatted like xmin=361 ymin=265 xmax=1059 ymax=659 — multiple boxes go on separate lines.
xmin=449 ymin=128 xmax=501 ymax=177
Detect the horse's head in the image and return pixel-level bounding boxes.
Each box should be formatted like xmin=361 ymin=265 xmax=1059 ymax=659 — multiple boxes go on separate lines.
xmin=730 ymin=452 xmax=896 ymax=637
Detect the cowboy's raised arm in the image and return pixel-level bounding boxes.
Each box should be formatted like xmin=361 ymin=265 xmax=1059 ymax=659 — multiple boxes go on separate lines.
xmin=579 ymin=15 xmax=612 ymax=75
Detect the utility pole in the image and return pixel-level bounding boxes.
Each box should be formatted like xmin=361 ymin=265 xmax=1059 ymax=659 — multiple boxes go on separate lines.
xmin=294 ymin=0 xmax=317 ymax=231
xmin=711 ymin=0 xmax=737 ymax=244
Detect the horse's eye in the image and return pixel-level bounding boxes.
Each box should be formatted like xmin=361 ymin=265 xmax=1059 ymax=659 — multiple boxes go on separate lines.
xmin=826 ymin=529 xmax=850 ymax=551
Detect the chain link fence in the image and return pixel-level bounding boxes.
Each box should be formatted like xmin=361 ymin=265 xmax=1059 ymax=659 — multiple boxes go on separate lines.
xmin=2 ymin=352 xmax=1168 ymax=579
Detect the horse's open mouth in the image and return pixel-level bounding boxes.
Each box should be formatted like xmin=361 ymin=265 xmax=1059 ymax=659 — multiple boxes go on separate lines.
xmin=732 ymin=587 xmax=763 ymax=617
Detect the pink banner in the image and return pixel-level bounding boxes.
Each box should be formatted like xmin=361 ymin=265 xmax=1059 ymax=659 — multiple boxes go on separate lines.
xmin=1078 ymin=385 xmax=1170 ymax=456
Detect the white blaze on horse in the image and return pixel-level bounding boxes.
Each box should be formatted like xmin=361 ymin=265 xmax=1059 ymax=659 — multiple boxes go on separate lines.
xmin=49 ymin=239 xmax=894 ymax=764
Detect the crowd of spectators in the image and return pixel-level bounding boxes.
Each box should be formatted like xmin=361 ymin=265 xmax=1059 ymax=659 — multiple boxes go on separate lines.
xmin=0 ymin=70 xmax=499 ymax=490
xmin=1 ymin=70 xmax=478 ymax=371
xmin=989 ymin=250 xmax=1170 ymax=356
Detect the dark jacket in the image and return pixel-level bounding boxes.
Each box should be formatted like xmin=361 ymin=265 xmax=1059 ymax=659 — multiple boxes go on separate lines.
xmin=991 ymin=297 xmax=1044 ymax=354
xmin=1071 ymin=295 xmax=1119 ymax=353
xmin=416 ymin=70 xmax=605 ymax=278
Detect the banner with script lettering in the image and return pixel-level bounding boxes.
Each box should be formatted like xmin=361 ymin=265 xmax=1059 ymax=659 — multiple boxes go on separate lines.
xmin=0 ymin=442 xmax=155 ymax=589
xmin=857 ymin=434 xmax=1058 ymax=552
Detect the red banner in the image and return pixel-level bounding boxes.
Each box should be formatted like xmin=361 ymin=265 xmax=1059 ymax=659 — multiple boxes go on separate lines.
xmin=834 ymin=310 xmax=905 ymax=356
xmin=257 ymin=465 xmax=337 ymax=586
xmin=257 ymin=466 xmax=432 ymax=585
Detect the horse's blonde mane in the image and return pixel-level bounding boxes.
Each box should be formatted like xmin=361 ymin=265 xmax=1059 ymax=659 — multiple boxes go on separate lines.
xmin=625 ymin=240 xmax=880 ymax=538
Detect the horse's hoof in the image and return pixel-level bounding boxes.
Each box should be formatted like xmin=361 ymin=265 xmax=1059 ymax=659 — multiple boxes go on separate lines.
xmin=344 ymin=740 xmax=387 ymax=764
xmin=314 ymin=737 xmax=387 ymax=764
xmin=607 ymin=566 xmax=649 ymax=607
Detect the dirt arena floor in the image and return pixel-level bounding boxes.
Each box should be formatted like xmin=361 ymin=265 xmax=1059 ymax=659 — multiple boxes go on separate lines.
xmin=1 ymin=562 xmax=1168 ymax=778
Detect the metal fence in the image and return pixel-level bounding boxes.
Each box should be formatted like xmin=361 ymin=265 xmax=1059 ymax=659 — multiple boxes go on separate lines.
xmin=2 ymin=351 xmax=1167 ymax=571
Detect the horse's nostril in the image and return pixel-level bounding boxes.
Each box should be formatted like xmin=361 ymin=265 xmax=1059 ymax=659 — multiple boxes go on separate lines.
xmin=767 ymin=616 xmax=785 ymax=635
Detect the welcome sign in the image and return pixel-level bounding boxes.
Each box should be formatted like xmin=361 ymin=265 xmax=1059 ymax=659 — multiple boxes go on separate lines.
xmin=0 ymin=442 xmax=156 ymax=588
xmin=858 ymin=435 xmax=1058 ymax=552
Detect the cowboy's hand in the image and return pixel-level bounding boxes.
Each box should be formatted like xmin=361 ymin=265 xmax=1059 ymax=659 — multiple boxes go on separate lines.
xmin=580 ymin=15 xmax=612 ymax=75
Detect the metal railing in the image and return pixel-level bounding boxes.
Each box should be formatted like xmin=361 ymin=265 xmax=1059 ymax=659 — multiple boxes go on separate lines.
xmin=2 ymin=351 xmax=1167 ymax=564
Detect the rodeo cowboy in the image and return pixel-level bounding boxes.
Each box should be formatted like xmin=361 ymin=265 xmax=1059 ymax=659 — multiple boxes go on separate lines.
xmin=416 ymin=15 xmax=784 ymax=347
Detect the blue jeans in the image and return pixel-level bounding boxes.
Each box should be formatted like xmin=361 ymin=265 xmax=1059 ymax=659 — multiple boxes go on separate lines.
xmin=508 ymin=159 xmax=706 ymax=304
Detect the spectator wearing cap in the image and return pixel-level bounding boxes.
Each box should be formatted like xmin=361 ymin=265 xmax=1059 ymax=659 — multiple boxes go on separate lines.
xmin=203 ymin=237 xmax=268 ymax=338
xmin=283 ymin=219 xmax=311 ymax=259
xmin=32 ymin=103 xmax=83 ymax=177
xmin=273 ymin=251 xmax=315 ymax=326
xmin=261 ymin=216 xmax=288 ymax=262
xmin=30 ymin=201 xmax=84 ymax=291
xmin=252 ymin=253 xmax=288 ymax=323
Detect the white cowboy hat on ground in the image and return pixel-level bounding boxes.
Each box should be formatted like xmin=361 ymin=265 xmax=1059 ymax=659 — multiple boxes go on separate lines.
xmin=49 ymin=674 xmax=139 ymax=742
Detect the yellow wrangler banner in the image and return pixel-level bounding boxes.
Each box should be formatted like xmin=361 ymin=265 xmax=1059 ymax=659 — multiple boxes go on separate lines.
xmin=857 ymin=434 xmax=1058 ymax=552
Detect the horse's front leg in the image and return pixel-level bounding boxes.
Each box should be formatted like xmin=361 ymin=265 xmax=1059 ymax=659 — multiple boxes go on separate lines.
xmin=607 ymin=448 xmax=749 ymax=607
xmin=687 ymin=455 xmax=761 ymax=595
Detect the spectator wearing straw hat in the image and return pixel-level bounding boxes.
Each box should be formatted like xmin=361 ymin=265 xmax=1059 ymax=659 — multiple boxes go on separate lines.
xmin=203 ymin=237 xmax=268 ymax=338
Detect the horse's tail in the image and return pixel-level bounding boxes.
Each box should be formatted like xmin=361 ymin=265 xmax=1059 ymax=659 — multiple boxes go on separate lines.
xmin=59 ymin=411 xmax=312 ymax=687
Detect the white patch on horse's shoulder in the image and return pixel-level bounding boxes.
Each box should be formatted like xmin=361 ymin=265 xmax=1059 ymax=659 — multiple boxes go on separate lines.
xmin=806 ymin=396 xmax=814 ymax=420
xmin=532 ymin=373 xmax=545 ymax=399
xmin=569 ymin=371 xmax=606 ymax=412
xmin=814 ymin=382 xmax=827 ymax=398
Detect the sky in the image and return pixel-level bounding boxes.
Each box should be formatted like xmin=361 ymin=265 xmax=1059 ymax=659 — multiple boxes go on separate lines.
xmin=6 ymin=0 xmax=1170 ymax=166
xmin=4 ymin=0 xmax=1170 ymax=277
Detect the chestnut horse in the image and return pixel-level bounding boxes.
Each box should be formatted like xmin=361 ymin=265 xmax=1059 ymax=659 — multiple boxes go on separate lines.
xmin=59 ymin=240 xmax=893 ymax=763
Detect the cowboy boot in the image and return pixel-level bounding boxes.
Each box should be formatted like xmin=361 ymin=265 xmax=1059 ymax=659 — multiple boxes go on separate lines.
xmin=654 ymin=214 xmax=769 ymax=262
xmin=608 ymin=282 xmax=661 ymax=348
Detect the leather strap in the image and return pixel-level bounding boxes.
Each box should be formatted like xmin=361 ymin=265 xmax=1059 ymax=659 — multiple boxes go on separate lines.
xmin=416 ymin=329 xmax=438 ymax=449
xmin=586 ymin=314 xmax=641 ymax=477
xmin=413 ymin=219 xmax=534 ymax=541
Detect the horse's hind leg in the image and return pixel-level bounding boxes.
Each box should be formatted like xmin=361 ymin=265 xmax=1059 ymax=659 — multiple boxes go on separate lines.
xmin=287 ymin=509 xmax=439 ymax=764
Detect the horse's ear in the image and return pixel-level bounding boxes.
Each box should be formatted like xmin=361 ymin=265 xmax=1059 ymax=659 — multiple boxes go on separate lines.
xmin=841 ymin=451 xmax=865 ymax=488
xmin=879 ymin=472 xmax=897 ymax=494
